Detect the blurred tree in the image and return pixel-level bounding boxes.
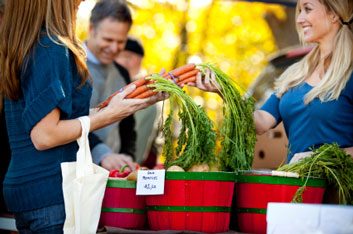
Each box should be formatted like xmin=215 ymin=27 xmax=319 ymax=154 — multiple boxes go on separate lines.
xmin=77 ymin=0 xmax=284 ymax=92
xmin=76 ymin=0 xmax=286 ymax=161
xmin=126 ymin=0 xmax=283 ymax=89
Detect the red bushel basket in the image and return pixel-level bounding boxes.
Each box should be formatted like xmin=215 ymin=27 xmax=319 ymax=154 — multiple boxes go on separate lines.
xmin=146 ymin=171 xmax=236 ymax=233
xmin=99 ymin=179 xmax=146 ymax=229
xmin=233 ymin=170 xmax=326 ymax=234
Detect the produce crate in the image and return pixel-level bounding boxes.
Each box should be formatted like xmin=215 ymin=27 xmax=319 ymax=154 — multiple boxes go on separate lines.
xmin=99 ymin=179 xmax=146 ymax=229
xmin=232 ymin=171 xmax=326 ymax=234
xmin=146 ymin=171 xmax=236 ymax=233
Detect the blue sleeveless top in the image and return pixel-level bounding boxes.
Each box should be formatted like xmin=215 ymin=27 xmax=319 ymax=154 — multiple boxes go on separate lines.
xmin=261 ymin=73 xmax=353 ymax=161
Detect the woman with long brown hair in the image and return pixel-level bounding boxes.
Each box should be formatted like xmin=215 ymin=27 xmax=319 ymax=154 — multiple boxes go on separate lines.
xmin=0 ymin=0 xmax=163 ymax=232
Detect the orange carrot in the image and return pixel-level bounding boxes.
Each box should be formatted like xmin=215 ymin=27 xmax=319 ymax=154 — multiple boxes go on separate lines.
xmin=172 ymin=63 xmax=196 ymax=77
xmin=127 ymin=78 xmax=147 ymax=89
xmin=126 ymin=85 xmax=149 ymax=98
xmin=177 ymin=69 xmax=199 ymax=81
xmin=162 ymin=72 xmax=169 ymax=78
xmin=96 ymin=78 xmax=147 ymax=109
xmin=146 ymin=80 xmax=155 ymax=85
xmin=178 ymin=76 xmax=196 ymax=85
xmin=161 ymin=64 xmax=196 ymax=80
xmin=134 ymin=89 xmax=157 ymax=99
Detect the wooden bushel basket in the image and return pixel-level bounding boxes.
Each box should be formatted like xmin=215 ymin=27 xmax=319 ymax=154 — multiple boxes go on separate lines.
xmin=146 ymin=171 xmax=236 ymax=233
xmin=233 ymin=171 xmax=326 ymax=234
xmin=99 ymin=179 xmax=146 ymax=229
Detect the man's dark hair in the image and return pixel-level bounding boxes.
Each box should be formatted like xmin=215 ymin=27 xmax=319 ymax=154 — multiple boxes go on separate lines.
xmin=90 ymin=0 xmax=132 ymax=28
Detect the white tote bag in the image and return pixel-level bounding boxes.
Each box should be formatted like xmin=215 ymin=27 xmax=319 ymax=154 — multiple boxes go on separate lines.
xmin=61 ymin=116 xmax=109 ymax=234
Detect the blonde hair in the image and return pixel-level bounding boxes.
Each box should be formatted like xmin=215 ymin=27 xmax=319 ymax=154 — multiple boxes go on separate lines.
xmin=274 ymin=0 xmax=353 ymax=104
xmin=0 ymin=0 xmax=89 ymax=101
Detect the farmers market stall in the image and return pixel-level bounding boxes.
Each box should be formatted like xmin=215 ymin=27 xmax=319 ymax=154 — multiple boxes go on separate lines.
xmin=2 ymin=63 xmax=353 ymax=234
xmin=93 ymin=64 xmax=353 ymax=234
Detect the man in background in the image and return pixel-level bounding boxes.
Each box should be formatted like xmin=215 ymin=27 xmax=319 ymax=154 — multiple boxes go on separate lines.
xmin=85 ymin=0 xmax=136 ymax=170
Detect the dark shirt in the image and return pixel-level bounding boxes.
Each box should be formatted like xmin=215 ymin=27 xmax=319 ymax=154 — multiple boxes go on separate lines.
xmin=0 ymin=108 xmax=11 ymax=213
xmin=85 ymin=52 xmax=136 ymax=160
xmin=114 ymin=62 xmax=136 ymax=158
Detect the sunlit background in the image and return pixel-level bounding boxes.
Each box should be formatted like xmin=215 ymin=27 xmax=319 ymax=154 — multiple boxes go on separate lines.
xmin=77 ymin=0 xmax=284 ymax=87
xmin=77 ymin=0 xmax=286 ymax=117
xmin=76 ymin=0 xmax=292 ymax=161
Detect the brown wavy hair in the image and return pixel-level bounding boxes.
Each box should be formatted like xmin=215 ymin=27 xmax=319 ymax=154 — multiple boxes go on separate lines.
xmin=0 ymin=0 xmax=89 ymax=105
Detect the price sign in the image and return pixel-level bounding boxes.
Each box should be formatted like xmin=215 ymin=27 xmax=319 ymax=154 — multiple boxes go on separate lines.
xmin=136 ymin=169 xmax=165 ymax=195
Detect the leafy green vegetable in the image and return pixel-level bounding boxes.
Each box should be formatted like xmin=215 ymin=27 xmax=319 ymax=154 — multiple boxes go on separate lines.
xmin=148 ymin=74 xmax=217 ymax=171
xmin=277 ymin=143 xmax=353 ymax=205
xmin=197 ymin=63 xmax=256 ymax=171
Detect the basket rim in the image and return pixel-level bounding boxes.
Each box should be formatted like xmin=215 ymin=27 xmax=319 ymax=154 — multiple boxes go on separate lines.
xmin=165 ymin=171 xmax=236 ymax=181
xmin=236 ymin=174 xmax=326 ymax=187
xmin=147 ymin=205 xmax=231 ymax=212
xmin=106 ymin=178 xmax=136 ymax=188
xmin=101 ymin=207 xmax=145 ymax=214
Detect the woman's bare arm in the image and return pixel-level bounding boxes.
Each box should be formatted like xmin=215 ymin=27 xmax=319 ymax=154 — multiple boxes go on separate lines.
xmin=30 ymin=85 xmax=165 ymax=150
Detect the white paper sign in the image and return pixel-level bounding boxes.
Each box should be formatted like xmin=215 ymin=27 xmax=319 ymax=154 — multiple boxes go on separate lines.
xmin=136 ymin=169 xmax=165 ymax=195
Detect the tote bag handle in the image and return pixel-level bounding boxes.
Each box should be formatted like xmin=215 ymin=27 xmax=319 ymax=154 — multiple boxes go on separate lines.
xmin=76 ymin=116 xmax=94 ymax=177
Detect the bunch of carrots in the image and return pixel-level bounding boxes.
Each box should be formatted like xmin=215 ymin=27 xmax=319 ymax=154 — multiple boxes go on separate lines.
xmin=96 ymin=63 xmax=200 ymax=110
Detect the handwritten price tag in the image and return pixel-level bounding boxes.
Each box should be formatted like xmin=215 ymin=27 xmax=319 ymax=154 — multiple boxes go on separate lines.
xmin=136 ymin=169 xmax=165 ymax=195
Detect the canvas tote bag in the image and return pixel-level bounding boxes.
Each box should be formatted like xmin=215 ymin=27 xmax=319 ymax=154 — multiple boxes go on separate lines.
xmin=61 ymin=116 xmax=109 ymax=234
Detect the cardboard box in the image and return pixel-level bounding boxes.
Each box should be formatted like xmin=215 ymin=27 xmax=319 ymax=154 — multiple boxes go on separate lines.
xmin=267 ymin=202 xmax=353 ymax=234
xmin=253 ymin=123 xmax=288 ymax=170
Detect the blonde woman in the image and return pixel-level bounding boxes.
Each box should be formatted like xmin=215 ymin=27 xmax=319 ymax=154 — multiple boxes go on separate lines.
xmin=0 ymin=0 xmax=163 ymax=232
xmin=196 ymin=0 xmax=353 ymax=163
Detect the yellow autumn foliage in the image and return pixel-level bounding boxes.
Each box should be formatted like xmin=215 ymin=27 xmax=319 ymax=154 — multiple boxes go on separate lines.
xmin=76 ymin=0 xmax=286 ymax=162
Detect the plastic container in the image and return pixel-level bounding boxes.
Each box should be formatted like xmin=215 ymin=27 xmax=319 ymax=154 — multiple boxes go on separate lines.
xmin=267 ymin=203 xmax=353 ymax=234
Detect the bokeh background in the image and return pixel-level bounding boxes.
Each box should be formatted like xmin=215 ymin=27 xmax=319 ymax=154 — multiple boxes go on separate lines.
xmin=76 ymin=0 xmax=299 ymax=164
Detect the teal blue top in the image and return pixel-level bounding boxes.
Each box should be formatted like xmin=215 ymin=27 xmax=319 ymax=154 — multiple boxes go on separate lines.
xmin=3 ymin=34 xmax=92 ymax=212
xmin=261 ymin=73 xmax=353 ymax=161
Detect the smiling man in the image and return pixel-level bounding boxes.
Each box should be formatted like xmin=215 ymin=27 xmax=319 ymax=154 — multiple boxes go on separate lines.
xmin=85 ymin=0 xmax=137 ymax=171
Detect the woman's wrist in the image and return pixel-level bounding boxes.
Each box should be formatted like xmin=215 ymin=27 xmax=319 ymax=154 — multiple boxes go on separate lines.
xmin=89 ymin=107 xmax=116 ymax=132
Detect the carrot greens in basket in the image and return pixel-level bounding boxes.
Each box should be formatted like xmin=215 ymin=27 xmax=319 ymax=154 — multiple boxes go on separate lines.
xmin=145 ymin=63 xmax=256 ymax=172
xmin=277 ymin=143 xmax=353 ymax=205
xmin=148 ymin=74 xmax=217 ymax=171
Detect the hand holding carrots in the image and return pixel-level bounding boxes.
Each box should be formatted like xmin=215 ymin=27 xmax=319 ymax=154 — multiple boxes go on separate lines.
xmin=97 ymin=78 xmax=148 ymax=109
xmin=161 ymin=63 xmax=197 ymax=85
xmin=193 ymin=68 xmax=221 ymax=93
xmin=101 ymin=84 xmax=165 ymax=121
xmin=96 ymin=63 xmax=201 ymax=110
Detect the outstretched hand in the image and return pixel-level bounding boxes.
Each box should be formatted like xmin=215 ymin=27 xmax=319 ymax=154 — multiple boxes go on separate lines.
xmin=106 ymin=84 xmax=167 ymax=120
xmin=184 ymin=68 xmax=221 ymax=93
